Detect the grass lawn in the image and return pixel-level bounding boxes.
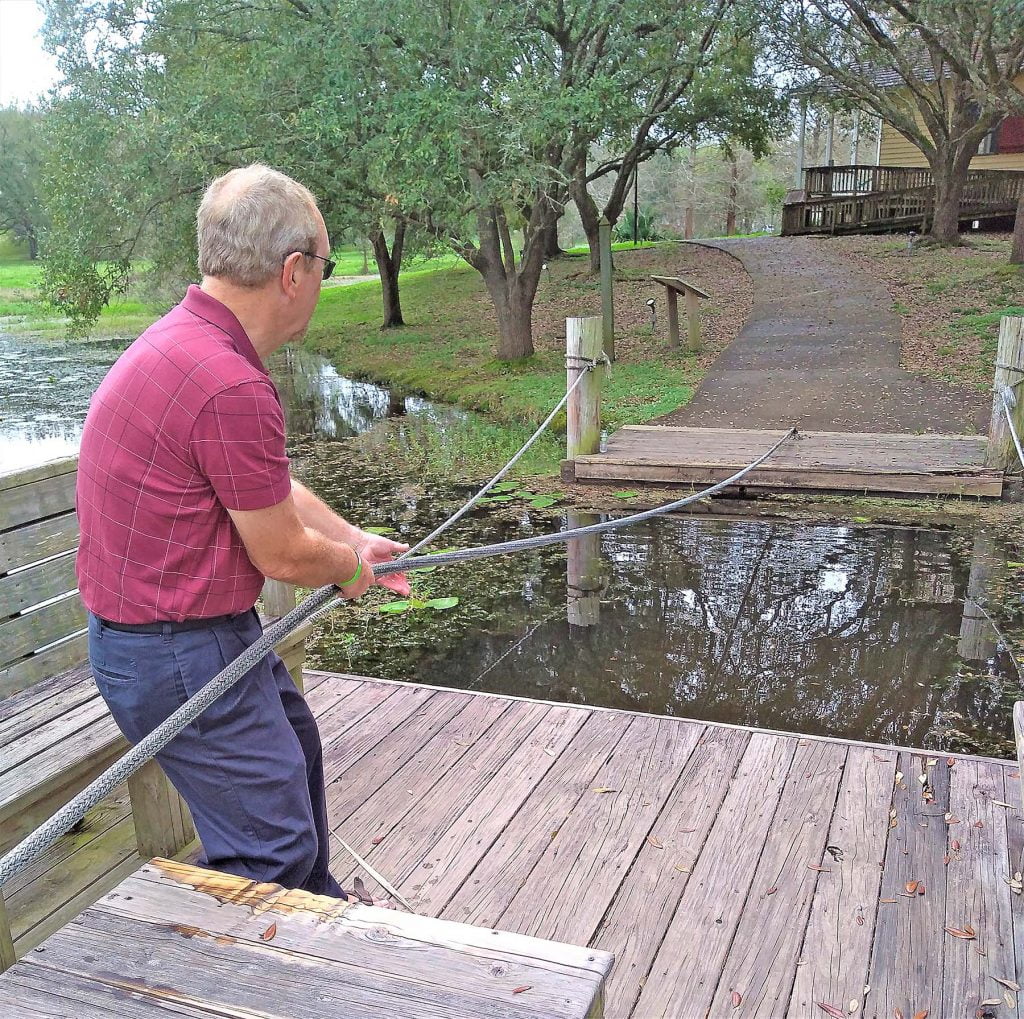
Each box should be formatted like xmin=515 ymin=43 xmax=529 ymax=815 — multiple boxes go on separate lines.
xmin=303 ymin=241 xmax=750 ymax=432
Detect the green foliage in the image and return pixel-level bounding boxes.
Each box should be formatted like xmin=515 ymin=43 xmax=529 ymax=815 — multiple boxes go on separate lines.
xmin=0 ymin=108 xmax=47 ymax=258
xmin=613 ymin=207 xmax=662 ymax=244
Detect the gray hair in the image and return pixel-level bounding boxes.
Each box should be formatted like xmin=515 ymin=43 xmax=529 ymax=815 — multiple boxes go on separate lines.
xmin=197 ymin=164 xmax=321 ymax=286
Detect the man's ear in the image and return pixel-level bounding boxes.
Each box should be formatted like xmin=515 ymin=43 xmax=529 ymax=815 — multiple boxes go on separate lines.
xmin=281 ymin=251 xmax=304 ymax=295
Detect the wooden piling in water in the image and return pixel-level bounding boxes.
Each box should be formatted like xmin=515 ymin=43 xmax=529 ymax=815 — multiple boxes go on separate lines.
xmin=566 ymin=316 xmax=603 ymax=460
xmin=985 ymin=315 xmax=1024 ymax=471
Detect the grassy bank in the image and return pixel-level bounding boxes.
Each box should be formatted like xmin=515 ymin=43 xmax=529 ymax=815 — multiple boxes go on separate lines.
xmin=833 ymin=233 xmax=1024 ymax=389
xmin=304 ymin=242 xmax=749 ymax=432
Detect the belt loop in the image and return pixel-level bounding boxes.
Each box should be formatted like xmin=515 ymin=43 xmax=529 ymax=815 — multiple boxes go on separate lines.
xmin=161 ymin=621 xmax=173 ymax=643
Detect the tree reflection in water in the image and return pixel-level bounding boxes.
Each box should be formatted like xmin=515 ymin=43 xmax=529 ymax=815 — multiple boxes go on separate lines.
xmin=407 ymin=517 xmax=1017 ymax=755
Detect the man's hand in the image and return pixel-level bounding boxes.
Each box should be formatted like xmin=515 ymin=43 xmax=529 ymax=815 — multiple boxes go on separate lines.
xmin=354 ymin=530 xmax=411 ymax=596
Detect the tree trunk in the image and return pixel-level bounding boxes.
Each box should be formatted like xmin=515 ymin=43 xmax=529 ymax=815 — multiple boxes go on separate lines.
xmin=542 ymin=220 xmax=564 ymax=260
xmin=572 ymin=175 xmax=602 ymax=273
xmin=369 ymin=219 xmax=406 ymax=328
xmin=1012 ymin=191 xmax=1024 ymax=265
xmin=27 ymin=233 xmax=38 ymax=260
xmin=487 ymin=278 xmax=535 ymax=360
xmin=725 ymin=153 xmax=738 ymax=236
xmin=929 ymin=148 xmax=973 ymax=245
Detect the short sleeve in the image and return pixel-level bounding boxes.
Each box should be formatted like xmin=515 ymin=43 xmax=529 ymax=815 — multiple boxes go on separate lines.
xmin=190 ymin=381 xmax=292 ymax=510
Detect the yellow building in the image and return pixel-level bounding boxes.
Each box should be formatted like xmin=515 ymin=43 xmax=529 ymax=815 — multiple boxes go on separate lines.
xmin=877 ymin=74 xmax=1024 ymax=170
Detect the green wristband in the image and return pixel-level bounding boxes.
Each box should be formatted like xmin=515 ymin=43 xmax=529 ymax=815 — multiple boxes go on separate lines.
xmin=339 ymin=547 xmax=363 ymax=588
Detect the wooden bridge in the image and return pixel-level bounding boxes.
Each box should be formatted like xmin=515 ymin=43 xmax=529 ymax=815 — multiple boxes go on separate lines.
xmin=782 ymin=164 xmax=1024 ymax=236
xmin=564 ymin=426 xmax=1003 ymax=498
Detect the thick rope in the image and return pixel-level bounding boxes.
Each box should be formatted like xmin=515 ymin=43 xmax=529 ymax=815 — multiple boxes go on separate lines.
xmin=0 ymin=407 xmax=794 ymax=885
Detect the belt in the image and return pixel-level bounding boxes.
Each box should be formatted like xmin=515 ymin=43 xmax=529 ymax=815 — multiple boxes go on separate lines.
xmin=98 ymin=609 xmax=253 ymax=634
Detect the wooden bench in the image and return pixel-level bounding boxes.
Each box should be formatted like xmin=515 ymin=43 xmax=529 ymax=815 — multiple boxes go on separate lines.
xmin=650 ymin=274 xmax=711 ymax=352
xmin=0 ymin=858 xmax=615 ymax=1017
xmin=0 ymin=458 xmax=310 ymax=970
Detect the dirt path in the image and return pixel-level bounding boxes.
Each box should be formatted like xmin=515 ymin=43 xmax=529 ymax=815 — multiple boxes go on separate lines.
xmin=656 ymin=237 xmax=988 ymax=433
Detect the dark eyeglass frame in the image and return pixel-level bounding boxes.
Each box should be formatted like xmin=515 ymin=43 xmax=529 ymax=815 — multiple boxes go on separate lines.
xmin=289 ymin=251 xmax=335 ymax=281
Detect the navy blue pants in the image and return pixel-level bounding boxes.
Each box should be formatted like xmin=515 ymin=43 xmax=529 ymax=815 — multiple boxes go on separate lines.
xmin=88 ymin=610 xmax=343 ymax=897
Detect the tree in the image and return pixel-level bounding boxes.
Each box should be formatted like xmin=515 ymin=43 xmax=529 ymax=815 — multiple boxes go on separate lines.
xmin=774 ymin=0 xmax=1024 ymax=244
xmin=0 ymin=108 xmax=47 ymax=259
xmin=568 ymin=8 xmax=786 ymax=271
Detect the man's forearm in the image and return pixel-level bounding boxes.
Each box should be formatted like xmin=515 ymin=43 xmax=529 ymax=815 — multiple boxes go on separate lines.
xmin=290 ymin=478 xmax=363 ymax=547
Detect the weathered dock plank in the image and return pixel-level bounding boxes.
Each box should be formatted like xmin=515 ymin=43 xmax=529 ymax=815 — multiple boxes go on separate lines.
xmin=570 ymin=426 xmax=1002 ymax=497
xmin=632 ymin=732 xmax=796 ymax=1017
xmin=789 ymin=745 xmax=898 ymax=1014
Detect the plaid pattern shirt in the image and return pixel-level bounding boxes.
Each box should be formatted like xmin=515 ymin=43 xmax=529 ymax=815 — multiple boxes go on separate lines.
xmin=76 ymin=286 xmax=291 ymax=622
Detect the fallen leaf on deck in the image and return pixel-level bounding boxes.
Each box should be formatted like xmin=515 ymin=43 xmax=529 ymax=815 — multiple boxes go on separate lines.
xmin=947 ymin=757 xmax=956 ymax=766
xmin=261 ymin=922 xmax=277 ymax=941
xmin=980 ymin=1000 xmax=1001 ymax=1007
xmin=992 ymin=801 xmax=1016 ymax=809
xmin=371 ymin=836 xmax=385 ymax=846
xmin=848 ymin=999 xmax=859 ymax=1013
xmin=352 ymin=877 xmax=375 ymax=906
xmin=880 ymin=898 xmax=897 ymax=903
xmin=945 ymin=813 xmax=960 ymax=824
xmin=1003 ymin=875 xmax=1023 ymax=893
xmin=674 ymin=864 xmax=690 ymax=873
xmin=512 ymin=985 xmax=532 ymax=995
xmin=951 ymin=839 xmax=961 ymax=851
xmin=918 ymin=774 xmax=927 ymax=785
xmin=927 ymin=758 xmax=937 ymax=767
xmin=895 ymin=771 xmax=904 ymax=783
xmin=993 ymin=977 xmax=1021 ymax=992
xmin=912 ymin=1011 xmax=928 ymax=1019
xmin=975 ymin=821 xmax=985 ymax=828
xmin=766 ymin=886 xmax=778 ymax=895
xmin=593 ymin=787 xmax=617 ymax=794
xmin=918 ymin=883 xmax=926 ymax=895
xmin=856 ymin=914 xmax=865 ymax=926
xmin=894 ymin=1008 xmax=905 ymax=1019
xmin=818 ymin=1003 xmax=846 ymax=1018
xmin=808 ymin=864 xmax=832 ymax=872
xmin=905 ymin=880 xmax=919 ymax=894
xmin=648 ymin=836 xmax=664 ymax=849
xmin=944 ymin=925 xmax=976 ymax=939
xmin=943 ymin=855 xmax=951 ymax=866
xmin=731 ymin=991 xmax=742 ymax=1008
xmin=1005 ymin=991 xmax=1016 ymax=1009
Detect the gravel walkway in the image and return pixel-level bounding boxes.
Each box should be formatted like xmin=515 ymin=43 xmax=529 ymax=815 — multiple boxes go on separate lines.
xmin=655 ymin=237 xmax=988 ymax=433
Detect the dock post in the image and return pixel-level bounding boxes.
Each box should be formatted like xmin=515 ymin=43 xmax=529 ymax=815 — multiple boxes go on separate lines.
xmin=599 ymin=216 xmax=615 ymax=362
xmin=957 ymin=532 xmax=997 ymax=663
xmin=566 ymin=512 xmax=602 ymax=629
xmin=263 ymin=579 xmax=308 ymax=693
xmin=0 ymin=890 xmax=14 ymax=971
xmin=985 ymin=315 xmax=1024 ymax=470
xmin=566 ymin=316 xmax=604 ymax=460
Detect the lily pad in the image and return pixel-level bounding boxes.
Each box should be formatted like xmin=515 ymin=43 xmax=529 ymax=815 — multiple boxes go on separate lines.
xmin=425 ymin=596 xmax=460 ymax=610
xmin=364 ymin=525 xmax=398 ymax=536
xmin=528 ymin=496 xmax=559 ymax=508
xmin=612 ymin=490 xmax=640 ymax=500
xmin=490 ymin=482 xmax=519 ymax=493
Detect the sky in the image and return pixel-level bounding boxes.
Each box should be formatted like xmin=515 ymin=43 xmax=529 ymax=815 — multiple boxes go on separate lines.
xmin=0 ymin=0 xmax=60 ymax=107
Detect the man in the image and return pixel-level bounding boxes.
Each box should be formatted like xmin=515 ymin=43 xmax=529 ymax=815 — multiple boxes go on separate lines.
xmin=76 ymin=164 xmax=410 ymax=899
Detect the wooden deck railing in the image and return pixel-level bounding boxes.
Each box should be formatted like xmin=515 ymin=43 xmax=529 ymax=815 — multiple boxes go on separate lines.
xmin=782 ymin=166 xmax=1024 ymax=235
xmin=803 ymin=164 xmax=933 ymax=198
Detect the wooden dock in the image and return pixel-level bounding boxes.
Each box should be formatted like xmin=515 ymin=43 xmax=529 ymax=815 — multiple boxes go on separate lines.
xmin=566 ymin=426 xmax=1002 ymax=498
xmin=5 ymin=669 xmax=1023 ymax=1017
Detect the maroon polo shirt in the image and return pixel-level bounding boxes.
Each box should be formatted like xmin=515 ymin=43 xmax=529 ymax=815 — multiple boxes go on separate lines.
xmin=76 ymin=286 xmax=291 ymax=622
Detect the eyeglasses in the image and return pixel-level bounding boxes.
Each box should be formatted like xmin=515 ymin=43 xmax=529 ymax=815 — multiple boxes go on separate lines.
xmin=304 ymin=252 xmax=336 ymax=281
xmin=292 ymin=251 xmax=335 ymax=281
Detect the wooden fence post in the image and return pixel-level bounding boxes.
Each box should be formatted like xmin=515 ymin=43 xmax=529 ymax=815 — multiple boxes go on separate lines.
xmin=599 ymin=216 xmax=615 ymax=362
xmin=566 ymin=316 xmax=603 ymax=460
xmin=685 ymin=288 xmax=702 ymax=353
xmin=566 ymin=512 xmax=602 ymax=629
xmin=985 ymin=315 xmax=1024 ymax=471
xmin=263 ymin=579 xmax=309 ymax=693
xmin=0 ymin=889 xmax=15 ymax=971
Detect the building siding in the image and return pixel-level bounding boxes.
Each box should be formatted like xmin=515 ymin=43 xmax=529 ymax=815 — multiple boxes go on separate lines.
xmin=877 ymin=73 xmax=1024 ymax=170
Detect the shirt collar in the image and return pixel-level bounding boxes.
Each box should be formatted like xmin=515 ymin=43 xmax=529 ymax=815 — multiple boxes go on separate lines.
xmin=181 ymin=285 xmax=266 ymax=374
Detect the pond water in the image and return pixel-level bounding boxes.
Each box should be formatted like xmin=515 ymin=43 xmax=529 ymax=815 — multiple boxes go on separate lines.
xmin=1 ymin=333 xmax=1019 ymax=756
